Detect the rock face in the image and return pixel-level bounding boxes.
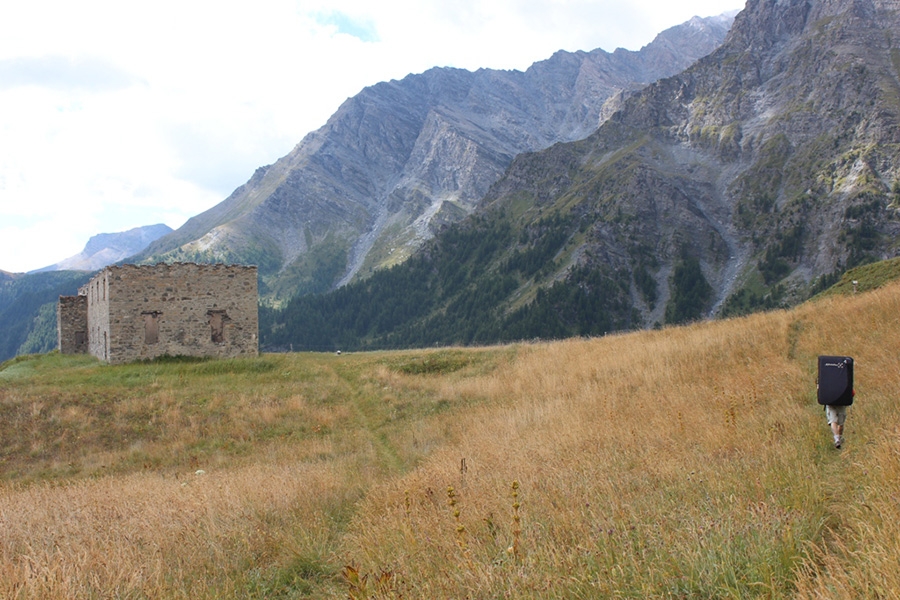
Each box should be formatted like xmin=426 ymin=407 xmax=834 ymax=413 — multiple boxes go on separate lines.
xmin=485 ymin=0 xmax=900 ymax=323
xmin=35 ymin=224 xmax=173 ymax=273
xmin=260 ymin=0 xmax=900 ymax=351
xmin=136 ymin=14 xmax=734 ymax=299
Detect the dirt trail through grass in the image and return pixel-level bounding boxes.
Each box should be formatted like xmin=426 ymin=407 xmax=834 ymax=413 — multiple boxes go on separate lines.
xmin=330 ymin=356 xmax=407 ymax=475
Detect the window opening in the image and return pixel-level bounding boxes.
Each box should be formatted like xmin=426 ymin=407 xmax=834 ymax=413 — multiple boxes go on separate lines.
xmin=143 ymin=311 xmax=162 ymax=345
xmin=208 ymin=310 xmax=229 ymax=344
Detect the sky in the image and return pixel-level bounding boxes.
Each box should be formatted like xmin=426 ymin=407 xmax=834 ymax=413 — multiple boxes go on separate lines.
xmin=0 ymin=0 xmax=744 ymax=273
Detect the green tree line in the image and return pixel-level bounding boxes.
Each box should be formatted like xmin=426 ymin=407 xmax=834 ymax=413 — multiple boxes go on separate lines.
xmin=261 ymin=212 xmax=638 ymax=351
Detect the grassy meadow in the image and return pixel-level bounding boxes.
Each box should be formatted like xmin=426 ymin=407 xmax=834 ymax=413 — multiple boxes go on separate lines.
xmin=2 ymin=281 xmax=900 ymax=598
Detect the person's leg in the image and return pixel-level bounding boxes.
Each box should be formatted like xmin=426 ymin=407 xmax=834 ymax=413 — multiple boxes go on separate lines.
xmin=825 ymin=405 xmax=847 ymax=448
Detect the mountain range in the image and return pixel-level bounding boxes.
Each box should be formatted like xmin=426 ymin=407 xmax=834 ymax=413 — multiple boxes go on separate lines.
xmin=7 ymin=0 xmax=900 ymax=359
xmin=131 ymin=14 xmax=734 ymax=300
xmin=479 ymin=0 xmax=900 ymax=317
xmin=32 ymin=224 xmax=172 ymax=273
xmin=1 ymin=14 xmax=734 ymax=362
xmin=261 ymin=0 xmax=900 ymax=350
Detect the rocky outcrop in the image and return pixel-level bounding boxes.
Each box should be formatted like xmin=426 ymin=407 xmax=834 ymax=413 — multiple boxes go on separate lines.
xmin=487 ymin=0 xmax=900 ymax=321
xmin=136 ymin=14 xmax=734 ymax=299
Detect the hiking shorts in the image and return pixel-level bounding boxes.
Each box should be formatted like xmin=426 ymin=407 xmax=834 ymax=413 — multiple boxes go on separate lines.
xmin=825 ymin=404 xmax=848 ymax=426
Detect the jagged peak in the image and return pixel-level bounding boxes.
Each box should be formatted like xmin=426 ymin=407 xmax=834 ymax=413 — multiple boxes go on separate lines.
xmin=134 ymin=13 xmax=733 ymax=300
xmin=721 ymin=0 xmax=812 ymax=53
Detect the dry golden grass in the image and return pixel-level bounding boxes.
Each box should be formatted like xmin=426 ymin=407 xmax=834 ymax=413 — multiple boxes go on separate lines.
xmin=342 ymin=285 xmax=900 ymax=598
xmin=2 ymin=283 xmax=900 ymax=597
xmin=0 ymin=461 xmax=354 ymax=598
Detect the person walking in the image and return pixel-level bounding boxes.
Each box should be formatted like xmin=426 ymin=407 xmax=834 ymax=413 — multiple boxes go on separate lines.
xmin=817 ymin=355 xmax=854 ymax=449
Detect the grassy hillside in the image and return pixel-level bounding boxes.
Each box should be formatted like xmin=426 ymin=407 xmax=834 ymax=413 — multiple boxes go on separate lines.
xmin=813 ymin=255 xmax=900 ymax=298
xmin=2 ymin=281 xmax=900 ymax=597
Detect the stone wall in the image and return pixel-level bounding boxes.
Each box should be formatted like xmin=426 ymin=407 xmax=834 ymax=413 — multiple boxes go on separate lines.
xmin=100 ymin=264 xmax=259 ymax=364
xmin=57 ymin=295 xmax=88 ymax=355
xmin=59 ymin=263 xmax=259 ymax=364
xmin=82 ymin=269 xmax=111 ymax=361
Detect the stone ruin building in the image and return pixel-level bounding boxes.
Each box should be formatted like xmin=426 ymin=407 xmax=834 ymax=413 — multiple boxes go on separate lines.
xmin=58 ymin=263 xmax=259 ymax=365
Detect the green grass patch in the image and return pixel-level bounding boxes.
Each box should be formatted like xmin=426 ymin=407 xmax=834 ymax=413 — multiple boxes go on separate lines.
xmin=815 ymin=256 xmax=900 ymax=298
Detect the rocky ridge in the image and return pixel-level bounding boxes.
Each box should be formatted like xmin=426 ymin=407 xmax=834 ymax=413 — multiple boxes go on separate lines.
xmin=33 ymin=224 xmax=173 ymax=273
xmin=260 ymin=0 xmax=900 ymax=350
xmin=135 ymin=14 xmax=734 ymax=299
xmin=485 ymin=0 xmax=900 ymax=322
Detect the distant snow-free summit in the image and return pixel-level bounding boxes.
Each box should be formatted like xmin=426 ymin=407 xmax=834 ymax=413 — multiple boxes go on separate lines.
xmin=32 ymin=224 xmax=173 ymax=273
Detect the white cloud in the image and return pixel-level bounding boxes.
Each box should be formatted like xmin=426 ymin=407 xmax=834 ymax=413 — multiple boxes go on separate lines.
xmin=0 ymin=0 xmax=744 ymax=273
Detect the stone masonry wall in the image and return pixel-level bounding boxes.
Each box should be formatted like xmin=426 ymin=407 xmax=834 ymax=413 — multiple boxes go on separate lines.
xmin=100 ymin=263 xmax=258 ymax=364
xmin=83 ymin=269 xmax=111 ymax=361
xmin=57 ymin=294 xmax=88 ymax=354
